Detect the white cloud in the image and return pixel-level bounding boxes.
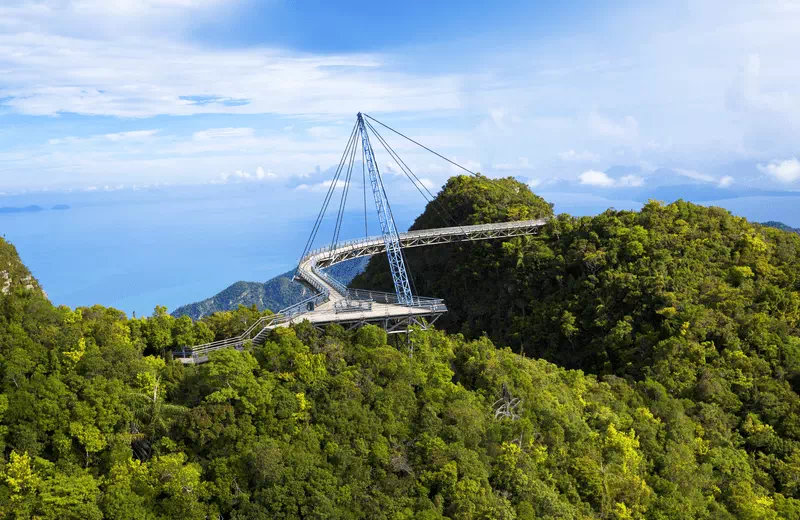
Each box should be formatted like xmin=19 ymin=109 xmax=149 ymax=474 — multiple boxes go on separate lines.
xmin=674 ymin=168 xmax=717 ymax=183
xmin=220 ymin=167 xmax=280 ymax=183
xmin=493 ymin=157 xmax=533 ymax=171
xmin=675 ymin=169 xmax=739 ymax=187
xmin=0 ymin=19 xmax=462 ymax=119
xmin=579 ymin=170 xmax=615 ymax=187
xmin=758 ymin=158 xmax=800 ymax=183
xmin=618 ymin=175 xmax=644 ymax=187
xmin=588 ymin=111 xmax=639 ymax=140
xmin=296 ymin=179 xmax=350 ymax=192
xmin=418 ymin=178 xmax=436 ymax=190
xmin=3 ymin=1 xmax=800 ymax=192
xmin=48 ymin=129 xmax=159 ymax=145
xmin=728 ymin=54 xmax=799 ymax=124
xmin=193 ymin=128 xmax=254 ymax=141
xmin=255 ymin=166 xmax=277 ymax=180
xmin=579 ymin=170 xmax=643 ymax=188
xmin=104 ymin=130 xmax=160 ymax=141
xmin=452 ymin=160 xmax=481 ymax=173
xmin=307 ymin=127 xmax=340 ymax=139
xmin=558 ymin=149 xmax=599 ymax=162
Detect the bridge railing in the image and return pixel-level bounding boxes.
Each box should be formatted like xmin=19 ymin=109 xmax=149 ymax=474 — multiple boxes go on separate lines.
xmin=311 ymin=262 xmax=349 ymax=295
xmin=174 ymin=292 xmax=331 ymax=359
xmin=299 ymin=218 xmax=548 ymax=267
xmin=343 ymin=288 xmax=445 ymax=309
xmin=177 ymin=219 xmax=544 ymax=360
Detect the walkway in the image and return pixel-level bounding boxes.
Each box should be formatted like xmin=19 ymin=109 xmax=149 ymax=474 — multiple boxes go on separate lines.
xmin=176 ymin=218 xmax=547 ymax=364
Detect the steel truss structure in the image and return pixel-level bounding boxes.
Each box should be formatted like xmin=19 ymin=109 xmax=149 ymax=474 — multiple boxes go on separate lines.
xmin=356 ymin=113 xmax=414 ymax=305
xmin=307 ymin=218 xmax=548 ymax=268
xmin=176 ymin=114 xmax=550 ymax=364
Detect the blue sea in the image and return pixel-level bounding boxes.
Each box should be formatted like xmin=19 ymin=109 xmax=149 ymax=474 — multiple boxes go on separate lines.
xmin=1 ymin=184 xmax=799 ymax=317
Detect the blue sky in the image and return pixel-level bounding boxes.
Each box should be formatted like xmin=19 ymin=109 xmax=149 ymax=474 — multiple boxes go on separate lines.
xmin=0 ymin=0 xmax=799 ymax=197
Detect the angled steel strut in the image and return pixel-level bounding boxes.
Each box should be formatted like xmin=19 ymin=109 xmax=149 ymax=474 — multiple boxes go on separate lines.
xmin=356 ymin=112 xmax=414 ymax=306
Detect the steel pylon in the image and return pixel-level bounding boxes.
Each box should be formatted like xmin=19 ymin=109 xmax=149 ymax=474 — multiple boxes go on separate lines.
xmin=356 ymin=113 xmax=414 ymax=306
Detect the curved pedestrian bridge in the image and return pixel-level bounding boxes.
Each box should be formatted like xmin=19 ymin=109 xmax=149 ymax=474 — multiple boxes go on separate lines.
xmin=176 ymin=218 xmax=547 ymax=364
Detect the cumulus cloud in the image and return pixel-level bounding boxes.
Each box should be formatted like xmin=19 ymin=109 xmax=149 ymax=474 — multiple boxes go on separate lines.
xmin=193 ymin=128 xmax=254 ymax=141
xmin=558 ymin=149 xmax=599 ymax=162
xmin=218 ymin=166 xmax=279 ymax=183
xmin=48 ymin=129 xmax=160 ymax=145
xmin=674 ymin=168 xmax=716 ymax=183
xmin=675 ymin=169 xmax=738 ymax=187
xmin=0 ymin=6 xmax=462 ymax=119
xmin=307 ymin=127 xmax=340 ymax=139
xmin=296 ymin=179 xmax=350 ymax=192
xmin=618 ymin=175 xmax=645 ymax=187
xmin=579 ymin=170 xmax=614 ymax=187
xmin=588 ymin=111 xmax=639 ymax=140
xmin=219 ymin=170 xmax=250 ymax=182
xmin=104 ymin=130 xmax=160 ymax=141
xmin=579 ymin=170 xmax=644 ymax=188
xmin=453 ymin=160 xmax=481 ymax=173
xmin=758 ymin=158 xmax=800 ymax=183
xmin=727 ymin=54 xmax=799 ymax=124
xmin=418 ymin=178 xmax=436 ymax=190
xmin=493 ymin=157 xmax=532 ymax=171
xmin=255 ymin=166 xmax=277 ymax=180
xmin=718 ymin=175 xmax=734 ymax=188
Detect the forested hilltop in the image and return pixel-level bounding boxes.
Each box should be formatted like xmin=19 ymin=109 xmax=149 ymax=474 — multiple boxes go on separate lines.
xmin=2 ymin=176 xmax=800 ymax=518
xmin=762 ymin=221 xmax=800 ymax=235
xmin=172 ymin=258 xmax=369 ymax=320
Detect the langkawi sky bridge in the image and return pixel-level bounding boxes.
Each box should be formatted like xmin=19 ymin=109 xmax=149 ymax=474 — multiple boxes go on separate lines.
xmin=177 ymin=113 xmax=547 ymax=364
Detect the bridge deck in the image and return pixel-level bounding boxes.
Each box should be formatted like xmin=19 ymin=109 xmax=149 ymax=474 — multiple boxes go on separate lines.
xmin=177 ymin=218 xmax=546 ymax=364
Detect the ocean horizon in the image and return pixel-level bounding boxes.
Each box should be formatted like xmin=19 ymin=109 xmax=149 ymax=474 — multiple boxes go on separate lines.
xmin=2 ymin=184 xmax=799 ymax=317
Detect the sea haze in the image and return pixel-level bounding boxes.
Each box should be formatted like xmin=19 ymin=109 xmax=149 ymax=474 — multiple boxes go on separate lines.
xmin=0 ymin=183 xmax=427 ymax=317
xmin=1 ymin=184 xmax=799 ymax=317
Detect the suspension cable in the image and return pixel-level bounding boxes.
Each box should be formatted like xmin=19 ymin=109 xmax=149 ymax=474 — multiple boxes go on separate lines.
xmin=361 ymin=139 xmax=368 ymax=238
xmin=365 ymin=119 xmax=464 ymax=233
xmin=331 ymin=125 xmax=359 ymax=249
xmin=296 ymin=120 xmax=359 ymax=272
xmin=364 ymin=113 xmax=478 ymax=176
xmin=361 ymin=122 xmax=418 ymax=297
xmin=365 ymin=113 xmax=530 ymax=206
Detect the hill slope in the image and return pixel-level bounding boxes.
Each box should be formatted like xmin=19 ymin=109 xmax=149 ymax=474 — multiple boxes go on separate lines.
xmin=4 ymin=179 xmax=800 ymax=517
xmin=763 ymin=220 xmax=800 ymax=234
xmin=0 ymin=236 xmax=45 ymax=299
xmin=172 ymin=257 xmax=368 ymax=319
xmin=1 ymin=233 xmax=799 ymax=517
xmin=355 ymin=175 xmax=800 ymax=509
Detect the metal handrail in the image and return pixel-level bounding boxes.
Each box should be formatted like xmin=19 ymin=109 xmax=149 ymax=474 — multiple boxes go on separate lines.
xmin=179 ymin=218 xmax=545 ymax=358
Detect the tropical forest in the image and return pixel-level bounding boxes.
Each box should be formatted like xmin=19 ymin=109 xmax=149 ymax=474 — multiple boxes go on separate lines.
xmin=2 ymin=175 xmax=800 ymax=519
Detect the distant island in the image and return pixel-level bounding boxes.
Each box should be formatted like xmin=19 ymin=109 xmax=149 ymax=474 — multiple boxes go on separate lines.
xmin=762 ymin=220 xmax=800 ymax=234
xmin=0 ymin=204 xmax=70 ymax=214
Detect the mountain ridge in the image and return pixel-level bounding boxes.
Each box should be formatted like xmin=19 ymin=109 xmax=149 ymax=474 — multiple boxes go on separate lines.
xmin=171 ymin=256 xmax=368 ymax=319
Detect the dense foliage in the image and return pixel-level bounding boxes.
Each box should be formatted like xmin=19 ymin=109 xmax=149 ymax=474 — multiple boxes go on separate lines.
xmin=3 ymin=174 xmax=800 ymax=518
xmin=356 ymin=175 xmax=800 ymax=518
xmin=2 ymin=284 xmax=797 ymax=519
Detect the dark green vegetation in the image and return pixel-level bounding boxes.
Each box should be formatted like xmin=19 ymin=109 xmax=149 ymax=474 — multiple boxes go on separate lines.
xmin=172 ymin=258 xmax=368 ymax=319
xmin=354 ymin=174 xmax=800 ymax=518
xmin=2 ymin=175 xmax=800 ymax=518
xmin=762 ymin=221 xmax=800 ymax=235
